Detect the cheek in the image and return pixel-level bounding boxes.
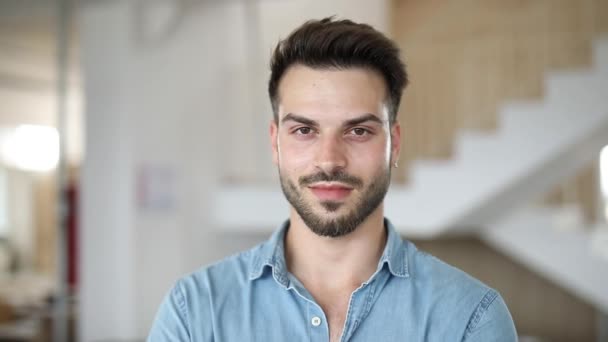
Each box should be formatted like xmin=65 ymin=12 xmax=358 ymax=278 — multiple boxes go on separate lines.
xmin=278 ymin=138 xmax=314 ymax=170
xmin=347 ymin=137 xmax=390 ymax=167
xmin=348 ymin=150 xmax=387 ymax=174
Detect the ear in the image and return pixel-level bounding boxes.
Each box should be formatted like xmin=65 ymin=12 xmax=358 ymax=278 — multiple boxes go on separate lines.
xmin=390 ymin=122 xmax=401 ymax=166
xmin=270 ymin=120 xmax=279 ymax=165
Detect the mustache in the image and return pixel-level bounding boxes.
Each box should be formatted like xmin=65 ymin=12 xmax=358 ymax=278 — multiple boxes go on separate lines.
xmin=299 ymin=171 xmax=363 ymax=188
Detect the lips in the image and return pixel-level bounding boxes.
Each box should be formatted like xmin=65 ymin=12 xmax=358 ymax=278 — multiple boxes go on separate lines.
xmin=308 ymin=184 xmax=353 ymax=201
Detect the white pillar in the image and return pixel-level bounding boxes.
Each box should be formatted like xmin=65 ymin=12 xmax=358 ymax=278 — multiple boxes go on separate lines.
xmin=80 ymin=3 xmax=137 ymax=340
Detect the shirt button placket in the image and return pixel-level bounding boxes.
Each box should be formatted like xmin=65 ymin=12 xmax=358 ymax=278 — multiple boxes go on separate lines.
xmin=308 ymin=303 xmax=328 ymax=342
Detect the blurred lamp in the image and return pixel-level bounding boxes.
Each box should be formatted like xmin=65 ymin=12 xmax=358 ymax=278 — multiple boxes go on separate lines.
xmin=0 ymin=125 xmax=59 ymax=172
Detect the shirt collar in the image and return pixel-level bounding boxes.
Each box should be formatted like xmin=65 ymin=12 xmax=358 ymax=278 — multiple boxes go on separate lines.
xmin=248 ymin=220 xmax=291 ymax=286
xmin=249 ymin=218 xmax=410 ymax=285
xmin=378 ymin=218 xmax=410 ymax=278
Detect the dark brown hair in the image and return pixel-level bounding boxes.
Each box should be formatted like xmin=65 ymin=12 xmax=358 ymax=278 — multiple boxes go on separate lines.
xmin=268 ymin=17 xmax=408 ymax=124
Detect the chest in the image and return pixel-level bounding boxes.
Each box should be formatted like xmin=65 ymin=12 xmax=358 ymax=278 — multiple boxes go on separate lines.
xmin=192 ymin=276 xmax=475 ymax=342
xmin=315 ymin=293 xmax=352 ymax=342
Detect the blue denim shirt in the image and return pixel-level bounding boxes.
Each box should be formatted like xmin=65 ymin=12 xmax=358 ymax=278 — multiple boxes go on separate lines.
xmin=148 ymin=219 xmax=517 ymax=341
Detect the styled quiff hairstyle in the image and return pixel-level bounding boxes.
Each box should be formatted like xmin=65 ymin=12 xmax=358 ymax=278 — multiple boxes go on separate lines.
xmin=268 ymin=17 xmax=408 ymax=125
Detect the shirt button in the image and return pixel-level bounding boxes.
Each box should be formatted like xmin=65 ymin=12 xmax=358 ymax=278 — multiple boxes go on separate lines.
xmin=311 ymin=316 xmax=321 ymax=327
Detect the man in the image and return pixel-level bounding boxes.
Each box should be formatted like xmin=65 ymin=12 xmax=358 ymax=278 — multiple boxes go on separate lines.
xmin=149 ymin=17 xmax=517 ymax=341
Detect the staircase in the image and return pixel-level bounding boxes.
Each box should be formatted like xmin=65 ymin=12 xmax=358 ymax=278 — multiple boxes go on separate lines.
xmin=215 ymin=36 xmax=608 ymax=238
xmin=385 ymin=36 xmax=608 ymax=237
xmin=481 ymin=206 xmax=608 ymax=313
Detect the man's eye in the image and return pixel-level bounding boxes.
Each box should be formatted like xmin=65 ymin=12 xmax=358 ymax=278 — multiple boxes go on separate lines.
xmin=295 ymin=127 xmax=313 ymax=135
xmin=351 ymin=128 xmax=369 ymax=136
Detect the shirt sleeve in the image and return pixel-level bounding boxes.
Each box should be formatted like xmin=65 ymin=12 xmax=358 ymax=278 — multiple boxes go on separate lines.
xmin=147 ymin=280 xmax=191 ymax=342
xmin=462 ymin=290 xmax=518 ymax=342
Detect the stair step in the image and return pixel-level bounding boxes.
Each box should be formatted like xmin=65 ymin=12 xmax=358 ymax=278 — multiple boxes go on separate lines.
xmin=593 ymin=35 xmax=608 ymax=73
xmin=499 ymin=101 xmax=549 ymax=136
xmin=409 ymin=159 xmax=454 ymax=186
xmin=410 ymin=152 xmax=511 ymax=201
xmin=545 ymin=69 xmax=605 ymax=103
xmin=456 ymin=131 xmax=504 ymax=159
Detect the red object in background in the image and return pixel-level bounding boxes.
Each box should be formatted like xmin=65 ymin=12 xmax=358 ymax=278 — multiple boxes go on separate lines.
xmin=66 ymin=182 xmax=78 ymax=291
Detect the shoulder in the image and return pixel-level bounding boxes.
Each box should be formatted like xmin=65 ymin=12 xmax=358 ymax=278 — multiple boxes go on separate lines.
xmin=148 ymin=244 xmax=266 ymax=341
xmin=405 ymin=241 xmax=517 ymax=340
xmin=461 ymin=289 xmax=517 ymax=341
xmin=178 ymin=245 xmax=260 ymax=298
xmin=414 ymin=246 xmax=488 ymax=291
xmin=407 ymin=241 xmax=489 ymax=295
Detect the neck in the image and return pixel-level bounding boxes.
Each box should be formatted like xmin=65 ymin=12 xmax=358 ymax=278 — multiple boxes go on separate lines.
xmin=284 ymin=206 xmax=387 ymax=291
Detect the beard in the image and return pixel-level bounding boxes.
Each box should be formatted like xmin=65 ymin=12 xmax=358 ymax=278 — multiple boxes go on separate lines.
xmin=279 ymin=166 xmax=391 ymax=238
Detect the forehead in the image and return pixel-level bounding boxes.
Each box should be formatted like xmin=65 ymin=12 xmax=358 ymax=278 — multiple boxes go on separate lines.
xmin=276 ymin=65 xmax=388 ymax=122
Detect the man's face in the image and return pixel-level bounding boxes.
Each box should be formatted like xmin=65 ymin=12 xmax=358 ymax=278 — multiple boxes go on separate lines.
xmin=270 ymin=65 xmax=401 ymax=237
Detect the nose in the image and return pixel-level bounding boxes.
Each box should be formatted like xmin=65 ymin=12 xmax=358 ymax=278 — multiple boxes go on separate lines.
xmin=314 ymin=133 xmax=347 ymax=174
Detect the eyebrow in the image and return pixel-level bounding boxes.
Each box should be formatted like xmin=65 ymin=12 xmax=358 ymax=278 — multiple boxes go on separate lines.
xmin=281 ymin=113 xmax=384 ymax=127
xmin=343 ymin=113 xmax=384 ymax=127
xmin=281 ymin=113 xmax=318 ymax=127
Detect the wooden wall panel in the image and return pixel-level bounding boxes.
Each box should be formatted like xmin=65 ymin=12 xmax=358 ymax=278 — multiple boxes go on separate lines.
xmin=593 ymin=0 xmax=608 ymax=33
